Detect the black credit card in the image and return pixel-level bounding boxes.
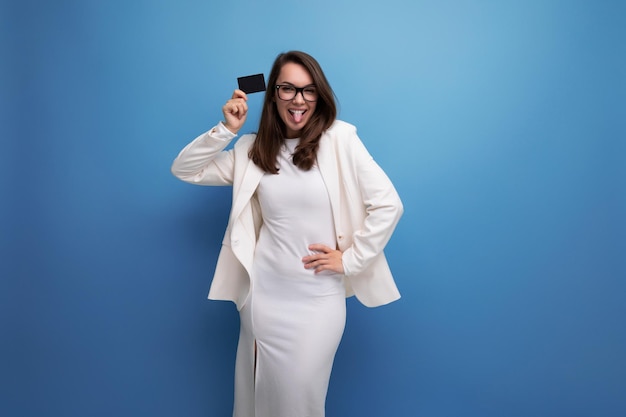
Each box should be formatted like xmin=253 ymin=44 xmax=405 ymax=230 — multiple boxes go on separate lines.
xmin=237 ymin=73 xmax=266 ymax=94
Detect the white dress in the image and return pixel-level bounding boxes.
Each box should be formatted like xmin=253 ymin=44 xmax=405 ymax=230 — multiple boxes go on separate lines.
xmin=233 ymin=138 xmax=346 ymax=417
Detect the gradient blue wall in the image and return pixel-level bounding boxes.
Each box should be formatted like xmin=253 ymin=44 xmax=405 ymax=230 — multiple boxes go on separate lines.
xmin=2 ymin=1 xmax=625 ymax=416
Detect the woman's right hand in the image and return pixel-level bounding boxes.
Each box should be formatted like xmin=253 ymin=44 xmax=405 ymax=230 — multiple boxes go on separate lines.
xmin=222 ymin=89 xmax=248 ymax=134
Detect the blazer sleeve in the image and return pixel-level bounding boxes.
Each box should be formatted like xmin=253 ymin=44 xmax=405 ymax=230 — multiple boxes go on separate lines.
xmin=339 ymin=126 xmax=404 ymax=277
xmin=170 ymin=123 xmax=238 ymax=186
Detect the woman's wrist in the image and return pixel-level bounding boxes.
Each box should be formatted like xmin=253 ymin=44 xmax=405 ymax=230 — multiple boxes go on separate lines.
xmin=221 ymin=121 xmax=239 ymax=135
xmin=210 ymin=122 xmax=238 ymax=140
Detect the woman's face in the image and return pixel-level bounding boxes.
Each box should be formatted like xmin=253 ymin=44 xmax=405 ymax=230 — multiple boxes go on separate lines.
xmin=274 ymin=62 xmax=317 ymax=138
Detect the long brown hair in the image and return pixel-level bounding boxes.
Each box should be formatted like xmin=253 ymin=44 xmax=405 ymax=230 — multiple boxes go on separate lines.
xmin=249 ymin=51 xmax=337 ymax=174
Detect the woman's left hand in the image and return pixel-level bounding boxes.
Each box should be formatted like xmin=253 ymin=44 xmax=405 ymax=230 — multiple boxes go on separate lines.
xmin=302 ymin=244 xmax=344 ymax=274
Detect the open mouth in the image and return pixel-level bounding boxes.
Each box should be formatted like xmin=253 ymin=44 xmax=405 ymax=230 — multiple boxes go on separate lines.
xmin=288 ymin=109 xmax=306 ymax=123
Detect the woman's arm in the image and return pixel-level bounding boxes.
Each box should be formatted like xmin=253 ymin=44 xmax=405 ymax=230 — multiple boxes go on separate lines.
xmin=340 ymin=128 xmax=404 ymax=276
xmin=171 ymin=123 xmax=237 ymax=185
xmin=301 ymin=123 xmax=403 ymax=276
xmin=171 ymin=90 xmax=249 ymax=185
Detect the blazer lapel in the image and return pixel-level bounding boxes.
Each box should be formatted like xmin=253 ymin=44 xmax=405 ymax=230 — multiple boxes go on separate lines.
xmin=317 ymin=135 xmax=341 ymax=226
xmin=230 ymin=157 xmax=264 ymax=224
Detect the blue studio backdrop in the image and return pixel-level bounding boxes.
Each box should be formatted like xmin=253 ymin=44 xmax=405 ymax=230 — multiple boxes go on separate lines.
xmin=2 ymin=1 xmax=625 ymax=416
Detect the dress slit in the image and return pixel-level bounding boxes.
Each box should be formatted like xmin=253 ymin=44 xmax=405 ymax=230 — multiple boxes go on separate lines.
xmin=253 ymin=340 xmax=257 ymax=376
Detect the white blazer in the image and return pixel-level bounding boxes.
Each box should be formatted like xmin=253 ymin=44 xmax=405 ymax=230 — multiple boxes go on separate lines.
xmin=171 ymin=120 xmax=403 ymax=309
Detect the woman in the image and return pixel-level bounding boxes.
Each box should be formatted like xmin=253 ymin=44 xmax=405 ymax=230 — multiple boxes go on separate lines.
xmin=171 ymin=51 xmax=403 ymax=417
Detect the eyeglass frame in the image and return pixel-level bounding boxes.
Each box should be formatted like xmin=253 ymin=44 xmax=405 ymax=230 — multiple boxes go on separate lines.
xmin=274 ymin=84 xmax=318 ymax=102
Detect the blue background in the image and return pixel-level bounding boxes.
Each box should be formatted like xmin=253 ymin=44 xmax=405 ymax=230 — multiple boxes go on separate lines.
xmin=2 ymin=1 xmax=625 ymax=416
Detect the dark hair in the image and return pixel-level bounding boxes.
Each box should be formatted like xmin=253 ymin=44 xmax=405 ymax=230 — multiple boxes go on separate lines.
xmin=249 ymin=51 xmax=337 ymax=174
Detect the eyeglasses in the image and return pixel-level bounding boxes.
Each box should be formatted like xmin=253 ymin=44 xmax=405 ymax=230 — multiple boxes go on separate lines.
xmin=275 ymin=84 xmax=318 ymax=102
